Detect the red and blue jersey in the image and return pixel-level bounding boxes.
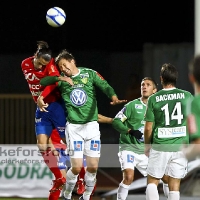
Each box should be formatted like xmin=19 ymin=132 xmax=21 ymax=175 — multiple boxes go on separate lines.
xmin=21 ymin=56 xmax=61 ymax=103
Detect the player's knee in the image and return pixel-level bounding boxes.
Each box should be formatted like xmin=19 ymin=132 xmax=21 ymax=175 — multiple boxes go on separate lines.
xmin=123 ymin=174 xmax=134 ymax=184
xmin=71 ymin=167 xmax=82 ymax=175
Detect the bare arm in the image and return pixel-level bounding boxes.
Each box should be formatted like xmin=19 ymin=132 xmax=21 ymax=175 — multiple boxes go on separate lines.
xmin=144 ymin=121 xmax=153 ymax=157
xmin=182 ymin=138 xmax=200 ymax=161
xmin=98 ymin=114 xmax=113 ymax=124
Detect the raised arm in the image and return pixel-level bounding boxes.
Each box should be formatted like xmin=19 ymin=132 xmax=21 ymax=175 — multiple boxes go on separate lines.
xmin=40 ymin=75 xmax=74 ymax=86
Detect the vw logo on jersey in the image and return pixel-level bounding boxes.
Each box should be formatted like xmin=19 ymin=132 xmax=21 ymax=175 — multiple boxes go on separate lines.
xmin=70 ymin=89 xmax=87 ymax=106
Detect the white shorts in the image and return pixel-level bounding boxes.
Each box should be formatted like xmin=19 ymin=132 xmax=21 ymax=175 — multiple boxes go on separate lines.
xmin=147 ymin=148 xmax=188 ymax=179
xmin=65 ymin=121 xmax=101 ymax=158
xmin=118 ymin=150 xmax=148 ymax=176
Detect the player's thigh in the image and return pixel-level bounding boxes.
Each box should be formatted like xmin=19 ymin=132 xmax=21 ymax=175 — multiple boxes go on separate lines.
xmin=135 ymin=153 xmax=148 ymax=176
xmin=48 ymin=101 xmax=66 ymax=139
xmin=36 ymin=134 xmax=49 ymax=150
xmin=147 ymin=149 xmax=171 ymax=179
xmin=35 ymin=108 xmax=53 ymax=137
xmin=166 ymin=151 xmax=188 ymax=179
xmin=118 ymin=151 xmax=136 ymax=171
xmin=84 ymin=122 xmax=101 ymax=158
xmin=84 ymin=134 xmax=101 ymax=158
xmin=65 ymin=122 xmax=85 ymax=158
xmin=85 ymin=155 xmax=99 ymax=169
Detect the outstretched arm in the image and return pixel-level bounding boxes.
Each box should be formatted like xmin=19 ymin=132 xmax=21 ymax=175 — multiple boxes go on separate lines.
xmin=98 ymin=114 xmax=113 ymax=124
xmin=110 ymin=95 xmax=127 ymax=105
xmin=40 ymin=76 xmax=73 ymax=86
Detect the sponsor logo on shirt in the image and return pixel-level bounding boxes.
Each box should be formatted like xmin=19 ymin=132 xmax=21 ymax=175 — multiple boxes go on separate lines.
xmin=25 ymin=73 xmax=40 ymax=81
xmin=81 ymin=78 xmax=88 ymax=84
xmin=80 ymin=73 xmax=89 ymax=78
xmin=49 ymin=65 xmax=56 ymax=73
xmin=135 ymin=104 xmax=143 ymax=109
xmin=158 ymin=126 xmax=186 ymax=138
xmin=70 ymin=89 xmax=87 ymax=106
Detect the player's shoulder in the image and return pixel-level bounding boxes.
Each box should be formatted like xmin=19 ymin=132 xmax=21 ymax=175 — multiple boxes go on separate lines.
xmin=192 ymin=94 xmax=200 ymax=104
xmin=176 ymin=88 xmax=193 ymax=97
xmin=21 ymin=56 xmax=33 ymax=68
xmin=79 ymin=67 xmax=92 ymax=71
xmin=124 ymin=98 xmax=141 ymax=107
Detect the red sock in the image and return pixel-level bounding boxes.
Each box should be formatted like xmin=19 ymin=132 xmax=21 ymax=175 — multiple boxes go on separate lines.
xmin=41 ymin=148 xmax=62 ymax=179
xmin=78 ymin=166 xmax=85 ymax=180
xmin=91 ymin=183 xmax=96 ymax=195
xmin=48 ymin=190 xmax=61 ymax=200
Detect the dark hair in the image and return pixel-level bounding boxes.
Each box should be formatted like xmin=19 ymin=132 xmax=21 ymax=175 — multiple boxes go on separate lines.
xmin=35 ymin=41 xmax=52 ymax=62
xmin=142 ymin=77 xmax=158 ymax=89
xmin=55 ymin=49 xmax=75 ymax=65
xmin=160 ymin=63 xmax=178 ymax=86
xmin=189 ymin=55 xmax=200 ymax=85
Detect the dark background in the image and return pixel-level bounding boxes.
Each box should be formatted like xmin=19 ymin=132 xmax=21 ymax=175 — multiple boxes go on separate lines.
xmin=0 ymin=0 xmax=196 ymax=144
xmin=0 ymin=0 xmax=194 ymax=54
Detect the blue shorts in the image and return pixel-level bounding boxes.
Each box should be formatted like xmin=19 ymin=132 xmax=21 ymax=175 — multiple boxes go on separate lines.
xmin=57 ymin=149 xmax=87 ymax=170
xmin=35 ymin=99 xmax=66 ymax=138
xmin=57 ymin=149 xmax=71 ymax=170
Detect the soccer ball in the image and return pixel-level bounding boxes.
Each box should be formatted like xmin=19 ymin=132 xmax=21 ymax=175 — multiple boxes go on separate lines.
xmin=46 ymin=7 xmax=66 ymax=27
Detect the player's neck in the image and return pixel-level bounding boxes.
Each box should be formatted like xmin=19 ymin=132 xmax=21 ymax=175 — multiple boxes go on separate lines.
xmin=72 ymin=68 xmax=80 ymax=76
xmin=141 ymin=97 xmax=148 ymax=104
xmin=163 ymin=84 xmax=175 ymax=89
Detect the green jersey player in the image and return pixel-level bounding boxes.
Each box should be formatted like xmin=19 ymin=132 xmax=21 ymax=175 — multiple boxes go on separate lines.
xmin=98 ymin=77 xmax=170 ymax=200
xmin=38 ymin=49 xmax=127 ymax=200
xmin=182 ymin=55 xmax=200 ymax=161
xmin=144 ymin=63 xmax=193 ymax=200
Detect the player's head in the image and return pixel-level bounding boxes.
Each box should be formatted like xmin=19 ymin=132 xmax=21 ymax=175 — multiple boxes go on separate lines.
xmin=160 ymin=63 xmax=178 ymax=87
xmin=188 ymin=55 xmax=200 ymax=86
xmin=55 ymin=49 xmax=76 ymax=76
xmin=141 ymin=77 xmax=157 ymax=99
xmin=33 ymin=41 xmax=52 ymax=70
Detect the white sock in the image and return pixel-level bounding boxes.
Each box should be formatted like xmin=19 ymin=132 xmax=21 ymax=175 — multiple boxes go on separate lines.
xmin=167 ymin=191 xmax=180 ymax=200
xmin=146 ymin=183 xmax=159 ymax=200
xmin=83 ymin=171 xmax=97 ymax=200
xmin=117 ymin=182 xmax=130 ymax=200
xmin=163 ymin=183 xmax=169 ymax=197
xmin=64 ymin=168 xmax=78 ymax=199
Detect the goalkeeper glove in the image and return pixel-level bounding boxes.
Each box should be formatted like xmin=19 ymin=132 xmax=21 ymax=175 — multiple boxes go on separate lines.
xmin=128 ymin=129 xmax=143 ymax=140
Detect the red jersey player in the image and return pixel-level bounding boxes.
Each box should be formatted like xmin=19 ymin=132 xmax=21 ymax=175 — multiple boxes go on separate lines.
xmin=21 ymin=41 xmax=66 ymax=193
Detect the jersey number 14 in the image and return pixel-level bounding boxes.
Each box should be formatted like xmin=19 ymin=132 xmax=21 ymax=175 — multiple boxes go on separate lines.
xmin=161 ymin=102 xmax=183 ymax=126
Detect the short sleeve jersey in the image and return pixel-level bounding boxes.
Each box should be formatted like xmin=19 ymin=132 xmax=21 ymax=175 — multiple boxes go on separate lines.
xmin=144 ymin=88 xmax=193 ymax=151
xmin=187 ymin=94 xmax=200 ymax=142
xmin=21 ymin=57 xmax=60 ymax=103
xmin=115 ymin=98 xmax=146 ymax=154
xmin=57 ymin=67 xmax=116 ymax=124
